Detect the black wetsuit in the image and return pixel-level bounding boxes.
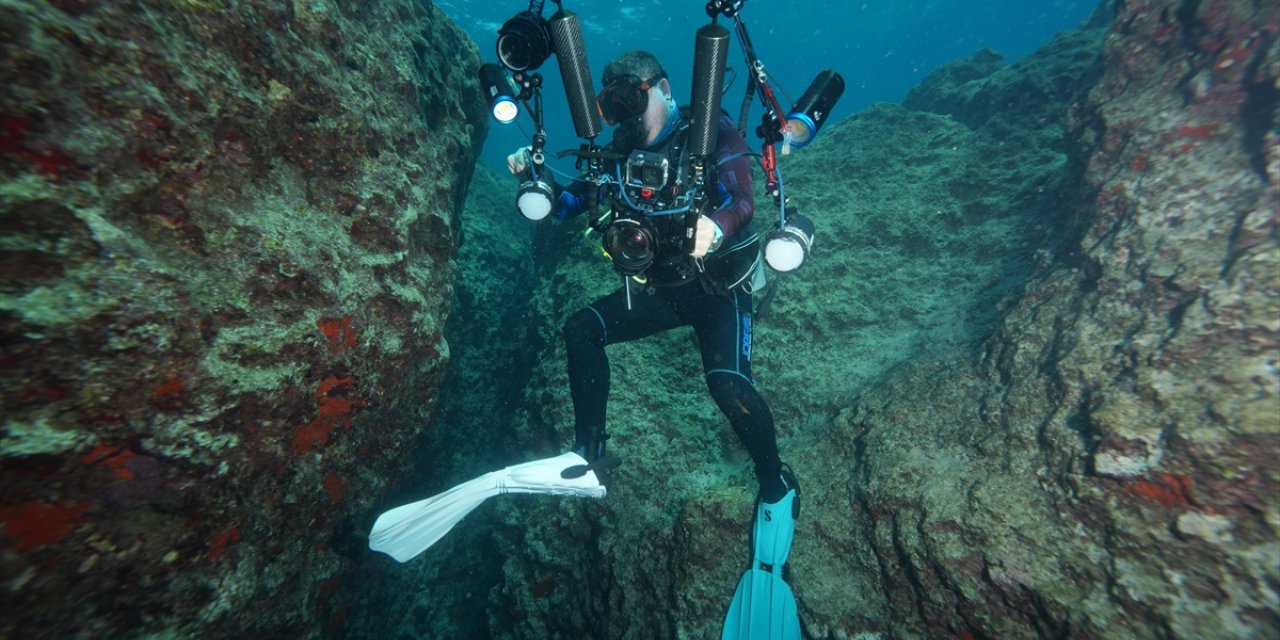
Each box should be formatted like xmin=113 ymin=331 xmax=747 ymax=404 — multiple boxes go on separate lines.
xmin=556 ymin=113 xmax=785 ymax=498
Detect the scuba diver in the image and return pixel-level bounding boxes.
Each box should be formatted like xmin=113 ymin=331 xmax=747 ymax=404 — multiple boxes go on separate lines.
xmin=507 ymin=49 xmax=802 ymax=636
xmin=373 ymin=4 xmax=839 ymax=637
xmin=506 ymin=49 xmax=799 ymax=511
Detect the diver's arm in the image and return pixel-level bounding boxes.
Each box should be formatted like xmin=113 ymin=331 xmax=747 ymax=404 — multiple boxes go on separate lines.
xmin=707 ymin=114 xmax=755 ymax=239
xmin=508 ymin=146 xmax=593 ymax=221
xmin=552 ymin=179 xmax=593 ymax=221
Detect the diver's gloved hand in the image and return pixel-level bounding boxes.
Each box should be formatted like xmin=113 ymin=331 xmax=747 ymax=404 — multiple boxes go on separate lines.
xmin=691 ymin=215 xmax=725 ymax=258
xmin=506 ymin=146 xmax=532 ymax=176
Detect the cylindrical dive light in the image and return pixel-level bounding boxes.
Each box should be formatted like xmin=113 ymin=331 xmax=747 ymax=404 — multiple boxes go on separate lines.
xmin=479 ymin=63 xmax=521 ymax=124
xmin=688 ymin=22 xmax=731 ymax=157
xmin=548 ymin=9 xmax=602 ymax=140
xmin=764 ymin=209 xmax=815 ymax=272
xmin=497 ymin=11 xmax=553 ymax=71
xmin=785 ymin=69 xmax=844 ymax=148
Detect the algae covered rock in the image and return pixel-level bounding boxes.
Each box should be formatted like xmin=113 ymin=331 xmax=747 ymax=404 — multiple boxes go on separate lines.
xmin=804 ymin=1 xmax=1280 ymax=638
xmin=0 ymin=1 xmax=484 ymax=637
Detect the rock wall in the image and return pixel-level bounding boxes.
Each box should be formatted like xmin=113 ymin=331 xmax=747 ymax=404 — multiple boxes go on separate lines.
xmin=0 ymin=1 xmax=484 ymax=637
xmin=401 ymin=0 xmax=1278 ymax=638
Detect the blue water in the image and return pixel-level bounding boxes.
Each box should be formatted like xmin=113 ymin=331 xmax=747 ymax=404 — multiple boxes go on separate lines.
xmin=439 ymin=0 xmax=1098 ymax=174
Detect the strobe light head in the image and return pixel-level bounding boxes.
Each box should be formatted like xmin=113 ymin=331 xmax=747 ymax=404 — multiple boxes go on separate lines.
xmin=764 ymin=211 xmax=815 ymax=272
xmin=785 ymin=70 xmax=845 ymax=148
xmin=497 ymin=11 xmax=553 ymax=71
xmin=479 ymin=63 xmax=521 ymax=124
xmin=516 ymin=178 xmax=555 ymax=221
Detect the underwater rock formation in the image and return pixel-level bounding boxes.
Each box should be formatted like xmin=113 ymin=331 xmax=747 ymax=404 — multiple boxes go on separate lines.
xmin=813 ymin=2 xmax=1278 ymax=638
xmin=337 ymin=163 xmax=536 ymax=639
xmin=397 ymin=1 xmax=1277 ymax=639
xmin=0 ymin=1 xmax=483 ymax=637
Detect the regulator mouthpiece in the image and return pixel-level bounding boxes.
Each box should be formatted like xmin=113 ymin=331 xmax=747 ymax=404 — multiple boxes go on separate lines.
xmin=785 ymin=69 xmax=844 ymax=148
xmin=764 ymin=211 xmax=815 ymax=272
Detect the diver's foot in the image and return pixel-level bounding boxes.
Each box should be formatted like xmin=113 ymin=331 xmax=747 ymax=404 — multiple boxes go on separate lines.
xmin=560 ymin=453 xmax=621 ymax=487
xmin=753 ymin=467 xmax=799 ymax=570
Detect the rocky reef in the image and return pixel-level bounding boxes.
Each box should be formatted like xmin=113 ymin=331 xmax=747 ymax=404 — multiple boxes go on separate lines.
xmin=396 ymin=1 xmax=1278 ymax=639
xmin=0 ymin=1 xmax=484 ymax=637
xmin=3 ymin=0 xmax=1276 ymax=638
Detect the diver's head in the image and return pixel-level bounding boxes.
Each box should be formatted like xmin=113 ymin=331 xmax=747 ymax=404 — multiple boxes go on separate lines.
xmin=597 ymin=50 xmax=676 ymax=147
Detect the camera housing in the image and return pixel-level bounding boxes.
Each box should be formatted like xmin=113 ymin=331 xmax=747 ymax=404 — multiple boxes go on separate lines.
xmin=624 ymin=151 xmax=669 ymax=190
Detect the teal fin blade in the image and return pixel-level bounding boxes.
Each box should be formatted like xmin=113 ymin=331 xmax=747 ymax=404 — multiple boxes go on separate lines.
xmin=721 ymin=568 xmax=800 ymax=640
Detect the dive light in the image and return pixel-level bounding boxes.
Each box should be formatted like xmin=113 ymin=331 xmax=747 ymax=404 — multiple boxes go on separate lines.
xmin=785 ymin=69 xmax=844 ymax=148
xmin=479 ymin=63 xmax=521 ymax=124
xmin=497 ymin=7 xmax=553 ymax=71
xmin=764 ymin=209 xmax=814 ymax=272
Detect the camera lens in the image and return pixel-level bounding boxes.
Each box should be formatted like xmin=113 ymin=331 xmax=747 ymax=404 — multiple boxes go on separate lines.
xmin=604 ymin=218 xmax=656 ymax=275
xmin=620 ymin=229 xmax=648 ymax=255
xmin=642 ymin=165 xmax=663 ymax=187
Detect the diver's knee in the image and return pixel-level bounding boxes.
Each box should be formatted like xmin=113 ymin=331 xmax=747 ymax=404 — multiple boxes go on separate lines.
xmin=705 ymin=370 xmax=753 ymax=407
xmin=564 ymin=307 xmax=606 ymax=348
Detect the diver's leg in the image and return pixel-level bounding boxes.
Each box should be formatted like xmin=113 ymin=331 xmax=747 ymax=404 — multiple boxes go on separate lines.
xmin=563 ymin=283 xmax=682 ymax=460
xmin=680 ymin=286 xmax=789 ymax=501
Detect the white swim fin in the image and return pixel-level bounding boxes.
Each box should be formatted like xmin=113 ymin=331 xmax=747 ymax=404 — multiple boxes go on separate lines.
xmin=369 ymin=451 xmax=607 ymax=563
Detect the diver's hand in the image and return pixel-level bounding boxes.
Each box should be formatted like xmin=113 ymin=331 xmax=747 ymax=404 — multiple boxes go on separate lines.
xmin=691 ymin=216 xmax=723 ymax=258
xmin=506 ymin=146 xmax=532 ymax=176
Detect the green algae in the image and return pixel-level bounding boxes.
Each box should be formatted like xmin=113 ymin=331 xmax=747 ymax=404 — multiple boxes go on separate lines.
xmin=1 ymin=417 xmax=92 ymax=457
xmin=202 ymin=322 xmax=310 ymax=395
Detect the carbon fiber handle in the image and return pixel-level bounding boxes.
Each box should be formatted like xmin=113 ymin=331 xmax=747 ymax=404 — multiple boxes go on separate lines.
xmin=549 ymin=9 xmax=603 ymax=140
xmin=688 ymin=22 xmax=730 ymax=157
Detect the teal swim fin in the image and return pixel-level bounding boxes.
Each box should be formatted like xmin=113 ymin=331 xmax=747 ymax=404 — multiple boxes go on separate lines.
xmin=722 ymin=487 xmax=801 ymax=640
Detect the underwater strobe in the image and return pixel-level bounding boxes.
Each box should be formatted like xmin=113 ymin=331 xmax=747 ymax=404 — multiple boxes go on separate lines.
xmin=785 ymin=69 xmax=844 ymax=148
xmin=517 ymin=155 xmax=555 ymax=221
xmin=496 ymin=2 xmax=554 ymax=71
xmin=764 ymin=207 xmax=815 ymax=272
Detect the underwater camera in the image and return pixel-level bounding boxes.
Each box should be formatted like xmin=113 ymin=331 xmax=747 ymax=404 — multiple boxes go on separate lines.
xmin=764 ymin=207 xmax=815 ymax=272
xmin=603 ymin=215 xmax=660 ymax=276
xmin=621 ymin=150 xmax=677 ymax=206
xmin=785 ymin=69 xmax=844 ymax=148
